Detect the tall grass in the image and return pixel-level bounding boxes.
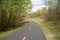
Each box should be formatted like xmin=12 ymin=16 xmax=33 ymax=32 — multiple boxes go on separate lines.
xmin=30 ymin=18 xmax=60 ymax=40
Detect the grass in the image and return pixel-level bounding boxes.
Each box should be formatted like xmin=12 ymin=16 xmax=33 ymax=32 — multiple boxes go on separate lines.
xmin=0 ymin=21 xmax=28 ymax=40
xmin=28 ymin=18 xmax=60 ymax=40
xmin=0 ymin=28 xmax=19 ymax=40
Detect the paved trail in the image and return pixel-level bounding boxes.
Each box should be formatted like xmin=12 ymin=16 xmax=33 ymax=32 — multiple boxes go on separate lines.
xmin=4 ymin=21 xmax=46 ymax=40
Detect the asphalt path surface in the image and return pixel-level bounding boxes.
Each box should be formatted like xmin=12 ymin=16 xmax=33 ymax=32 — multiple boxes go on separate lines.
xmin=4 ymin=21 xmax=47 ymax=40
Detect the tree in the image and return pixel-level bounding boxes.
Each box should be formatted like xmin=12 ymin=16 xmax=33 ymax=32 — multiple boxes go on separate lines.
xmin=43 ymin=0 xmax=58 ymax=21
xmin=0 ymin=0 xmax=32 ymax=31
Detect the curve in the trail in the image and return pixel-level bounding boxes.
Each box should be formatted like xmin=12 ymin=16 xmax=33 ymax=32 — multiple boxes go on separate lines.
xmin=4 ymin=21 xmax=47 ymax=40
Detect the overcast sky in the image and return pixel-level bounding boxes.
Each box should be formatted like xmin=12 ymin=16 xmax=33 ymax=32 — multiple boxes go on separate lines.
xmin=31 ymin=0 xmax=47 ymax=12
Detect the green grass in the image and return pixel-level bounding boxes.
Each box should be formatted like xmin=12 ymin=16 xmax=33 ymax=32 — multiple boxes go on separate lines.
xmin=28 ymin=18 xmax=60 ymax=40
xmin=0 ymin=21 xmax=28 ymax=40
xmin=0 ymin=28 xmax=19 ymax=40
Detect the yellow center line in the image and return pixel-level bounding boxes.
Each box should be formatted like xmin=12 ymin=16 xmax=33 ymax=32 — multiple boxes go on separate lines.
xmin=22 ymin=36 xmax=26 ymax=40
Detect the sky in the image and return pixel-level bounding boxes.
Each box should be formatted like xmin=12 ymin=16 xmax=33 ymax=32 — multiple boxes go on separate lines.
xmin=31 ymin=0 xmax=47 ymax=12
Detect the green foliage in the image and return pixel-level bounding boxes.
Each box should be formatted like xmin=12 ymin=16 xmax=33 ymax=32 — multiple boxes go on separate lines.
xmin=0 ymin=0 xmax=32 ymax=31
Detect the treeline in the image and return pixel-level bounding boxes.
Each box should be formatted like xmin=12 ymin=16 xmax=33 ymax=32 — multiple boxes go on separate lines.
xmin=44 ymin=0 xmax=60 ymax=21
xmin=0 ymin=0 xmax=32 ymax=31
xmin=32 ymin=0 xmax=60 ymax=22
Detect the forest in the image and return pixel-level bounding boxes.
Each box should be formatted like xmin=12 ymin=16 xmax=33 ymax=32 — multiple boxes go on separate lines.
xmin=0 ymin=0 xmax=60 ymax=40
xmin=0 ymin=0 xmax=32 ymax=31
